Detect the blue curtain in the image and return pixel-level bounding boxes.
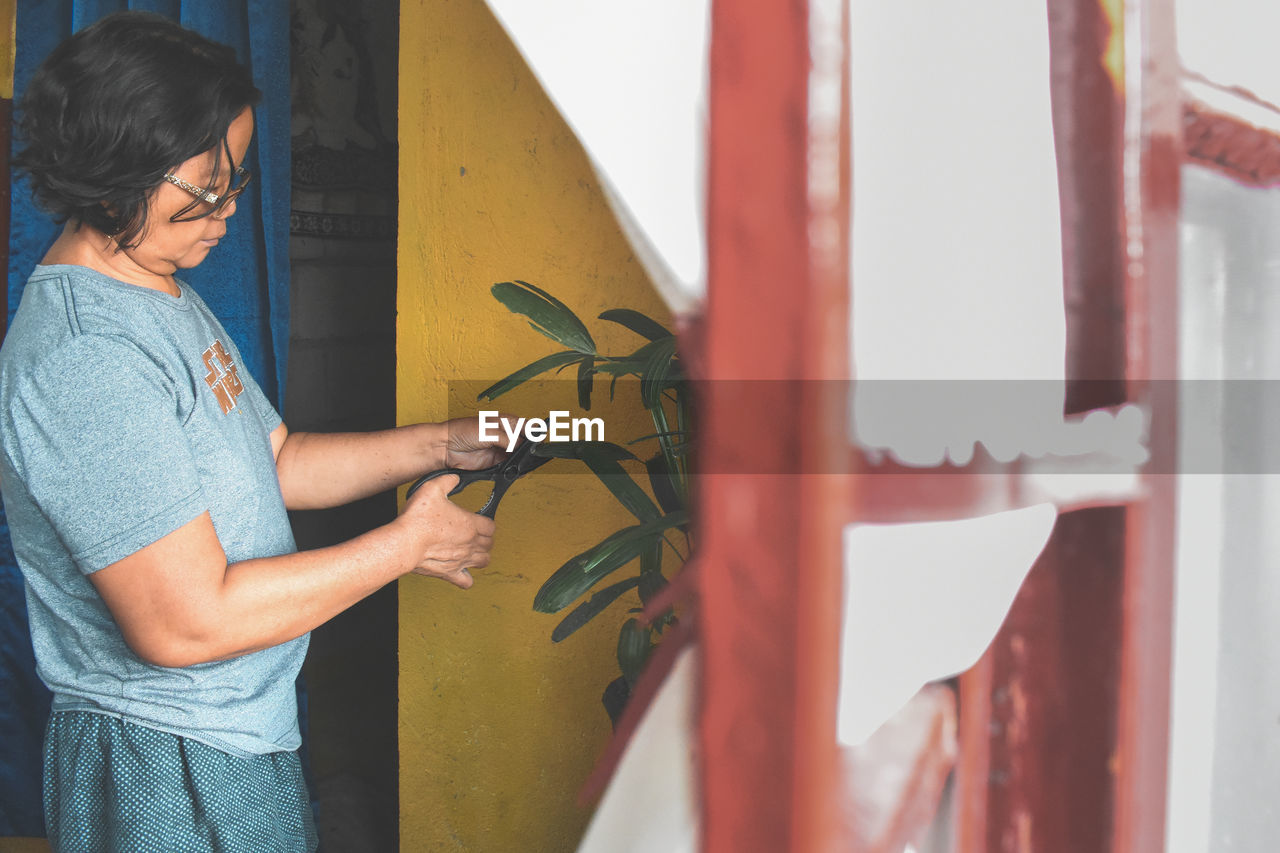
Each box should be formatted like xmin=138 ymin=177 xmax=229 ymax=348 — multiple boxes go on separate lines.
xmin=1 ymin=0 xmax=292 ymax=835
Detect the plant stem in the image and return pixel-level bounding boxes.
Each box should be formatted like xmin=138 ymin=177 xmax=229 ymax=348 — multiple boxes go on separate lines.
xmin=674 ymin=389 xmax=689 ymax=495
xmin=662 ymin=534 xmax=687 ymax=563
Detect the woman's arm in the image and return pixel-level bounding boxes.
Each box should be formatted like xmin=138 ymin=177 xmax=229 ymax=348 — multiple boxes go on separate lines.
xmin=271 ymin=416 xmax=510 ymax=510
xmin=88 ymin=474 xmax=493 ymax=668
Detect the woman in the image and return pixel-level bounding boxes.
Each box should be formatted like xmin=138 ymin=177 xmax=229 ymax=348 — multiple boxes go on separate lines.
xmin=1 ymin=12 xmax=502 ymax=851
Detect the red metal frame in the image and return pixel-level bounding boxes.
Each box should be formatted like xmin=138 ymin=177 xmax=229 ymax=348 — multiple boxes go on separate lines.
xmin=793 ymin=0 xmax=853 ymax=844
xmin=954 ymin=2 xmax=1130 ymax=849
xmin=699 ymin=0 xmax=852 ymax=849
xmin=953 ymin=3 xmax=1183 ymax=851
xmin=1182 ymin=91 xmax=1280 ymax=185
xmin=697 ymin=0 xmax=1182 ymax=849
xmin=954 ymin=2 xmax=1182 ymax=851
xmin=1115 ymin=1 xmax=1181 ymax=850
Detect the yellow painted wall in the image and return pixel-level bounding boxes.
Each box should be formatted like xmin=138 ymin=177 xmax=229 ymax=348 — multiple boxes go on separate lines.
xmin=397 ymin=1 xmax=671 ymax=850
xmin=0 ymin=0 xmax=13 ymax=100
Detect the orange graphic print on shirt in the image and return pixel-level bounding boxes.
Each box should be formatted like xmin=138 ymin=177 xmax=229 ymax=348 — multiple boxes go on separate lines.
xmin=202 ymin=340 xmax=245 ymax=414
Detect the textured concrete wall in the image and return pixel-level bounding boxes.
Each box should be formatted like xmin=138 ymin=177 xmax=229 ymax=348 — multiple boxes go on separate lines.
xmin=397 ymin=1 xmax=671 ymax=850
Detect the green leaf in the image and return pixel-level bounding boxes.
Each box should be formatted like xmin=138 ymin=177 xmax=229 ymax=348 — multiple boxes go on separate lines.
xmin=623 ymin=338 xmax=671 ymax=362
xmin=550 ymin=576 xmax=643 ymax=642
xmin=492 ymin=281 xmax=596 ymax=354
xmin=640 ymin=337 xmax=680 ymax=409
xmin=645 ymin=454 xmax=684 ymax=515
xmin=534 ymin=531 xmax=655 ymax=613
xmin=598 ymin=308 xmax=673 ymax=342
xmin=533 ymin=511 xmax=689 ymax=612
xmin=477 ymin=350 xmax=583 ymax=401
xmin=534 ymin=442 xmax=670 ymax=525
xmin=617 ymin=618 xmax=652 ymax=687
xmin=531 ymin=440 xmax=636 ymax=461
xmin=577 ymin=357 xmax=595 ymax=411
xmin=638 ymin=570 xmax=667 ymax=607
xmin=638 ymin=538 xmax=666 ymax=606
xmin=596 ymin=339 xmax=680 ymax=383
xmin=594 ymin=358 xmax=644 ymax=377
xmin=602 ymin=675 xmax=630 ymax=727
xmin=553 ymin=359 xmax=580 ymax=376
xmin=639 ymin=536 xmax=663 ymax=575
xmin=577 ymin=450 xmax=660 ymax=523
xmin=627 ymin=430 xmax=688 ymax=445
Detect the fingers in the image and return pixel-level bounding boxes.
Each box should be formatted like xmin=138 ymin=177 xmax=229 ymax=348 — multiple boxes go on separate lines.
xmin=402 ymin=473 xmax=459 ymax=512
xmin=442 ymin=412 xmax=540 ymax=471
xmin=399 ymin=476 xmax=496 ymax=586
xmin=410 ymin=473 xmax=459 ymax=501
xmin=413 ymin=565 xmax=475 ymax=589
xmin=448 ymin=413 xmax=523 ymax=449
xmin=478 ymin=412 xmax=521 ymax=440
xmin=493 ymin=412 xmax=520 ymax=444
xmin=447 ymin=413 xmax=516 ymax=447
xmin=473 ymin=514 xmax=496 ymax=538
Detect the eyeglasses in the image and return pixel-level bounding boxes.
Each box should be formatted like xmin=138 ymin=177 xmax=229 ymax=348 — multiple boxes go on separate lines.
xmin=165 ymin=141 xmax=251 ymax=222
xmin=165 ymin=166 xmax=251 ymax=221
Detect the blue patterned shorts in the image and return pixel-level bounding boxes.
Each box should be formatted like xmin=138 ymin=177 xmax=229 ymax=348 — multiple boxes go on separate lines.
xmin=43 ymin=711 xmax=317 ymax=853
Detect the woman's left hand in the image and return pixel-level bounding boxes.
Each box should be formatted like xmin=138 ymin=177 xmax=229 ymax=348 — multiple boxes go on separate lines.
xmin=442 ymin=414 xmax=517 ymax=470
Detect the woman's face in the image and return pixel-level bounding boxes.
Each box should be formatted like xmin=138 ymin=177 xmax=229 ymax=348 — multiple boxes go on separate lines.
xmin=122 ymin=106 xmax=255 ymax=275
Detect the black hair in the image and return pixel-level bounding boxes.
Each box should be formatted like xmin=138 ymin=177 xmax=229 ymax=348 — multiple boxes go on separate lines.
xmin=13 ymin=11 xmax=261 ymax=247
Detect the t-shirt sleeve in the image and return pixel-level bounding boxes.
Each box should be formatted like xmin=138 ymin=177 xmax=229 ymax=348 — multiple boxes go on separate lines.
xmin=246 ymin=374 xmax=282 ymax=432
xmin=220 ymin=332 xmax=282 ymax=432
xmin=8 ymin=335 xmax=206 ymax=574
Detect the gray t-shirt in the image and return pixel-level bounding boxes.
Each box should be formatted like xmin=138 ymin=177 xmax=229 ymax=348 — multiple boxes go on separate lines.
xmin=0 ymin=264 xmax=307 ymax=758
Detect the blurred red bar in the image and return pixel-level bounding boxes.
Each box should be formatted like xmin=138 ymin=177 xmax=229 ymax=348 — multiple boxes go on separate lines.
xmin=950 ymin=0 xmax=1134 ymax=849
xmin=699 ymin=0 xmax=851 ymax=849
xmin=1115 ymin=0 xmax=1181 ymax=850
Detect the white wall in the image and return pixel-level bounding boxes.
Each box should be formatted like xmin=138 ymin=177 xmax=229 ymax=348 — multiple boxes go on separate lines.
xmin=1169 ymin=164 xmax=1280 ymax=853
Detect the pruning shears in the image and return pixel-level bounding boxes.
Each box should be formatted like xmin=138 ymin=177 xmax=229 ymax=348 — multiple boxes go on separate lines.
xmin=405 ymin=440 xmax=551 ymax=519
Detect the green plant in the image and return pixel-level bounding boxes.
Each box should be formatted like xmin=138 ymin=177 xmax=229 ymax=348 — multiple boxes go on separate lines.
xmin=478 ymin=280 xmax=692 ymax=724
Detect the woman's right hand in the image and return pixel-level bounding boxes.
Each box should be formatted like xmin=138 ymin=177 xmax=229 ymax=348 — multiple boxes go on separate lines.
xmin=397 ymin=474 xmax=495 ymax=589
